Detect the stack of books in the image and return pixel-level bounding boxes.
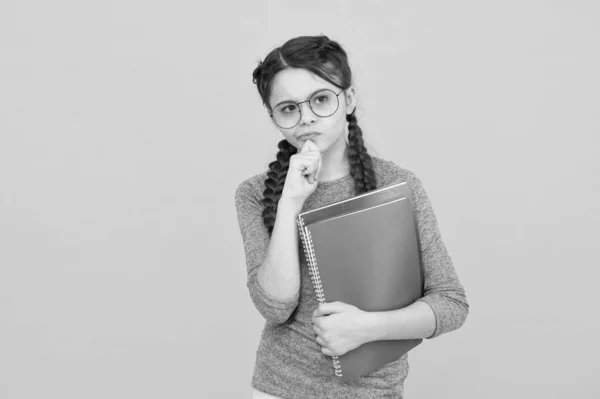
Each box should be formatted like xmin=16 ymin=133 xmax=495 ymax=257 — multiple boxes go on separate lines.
xmin=296 ymin=181 xmax=424 ymax=380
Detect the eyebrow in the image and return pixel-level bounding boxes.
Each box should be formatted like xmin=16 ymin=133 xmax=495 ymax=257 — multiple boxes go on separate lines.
xmin=272 ymin=88 xmax=329 ymax=109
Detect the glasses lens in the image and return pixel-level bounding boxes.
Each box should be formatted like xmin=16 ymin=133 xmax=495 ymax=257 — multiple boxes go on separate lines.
xmin=310 ymin=90 xmax=339 ymax=117
xmin=272 ymin=103 xmax=300 ymax=129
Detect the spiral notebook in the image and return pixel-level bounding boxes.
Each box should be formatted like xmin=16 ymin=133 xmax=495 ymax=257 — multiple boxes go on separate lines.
xmin=296 ymin=181 xmax=424 ymax=380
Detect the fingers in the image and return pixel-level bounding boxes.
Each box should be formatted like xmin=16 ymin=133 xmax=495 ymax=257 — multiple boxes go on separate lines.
xmin=294 ymin=139 xmax=321 ymax=184
xmin=302 ymin=140 xmax=321 ymax=183
xmin=314 ymin=332 xmax=334 ymax=357
xmin=300 ymin=139 xmax=319 ymax=154
xmin=291 ymin=154 xmax=318 ymax=173
xmin=302 ymin=162 xmax=318 ymax=184
xmin=312 ymin=323 xmax=321 ymax=335
xmin=306 ymin=155 xmax=320 ymax=184
xmin=315 ymin=335 xmax=325 ymax=346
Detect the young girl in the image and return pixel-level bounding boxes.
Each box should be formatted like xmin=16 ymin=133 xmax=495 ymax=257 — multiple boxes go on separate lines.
xmin=235 ymin=35 xmax=469 ymax=399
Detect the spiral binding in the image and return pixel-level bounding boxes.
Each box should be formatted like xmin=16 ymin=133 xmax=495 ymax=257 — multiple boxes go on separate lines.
xmin=297 ymin=215 xmax=343 ymax=378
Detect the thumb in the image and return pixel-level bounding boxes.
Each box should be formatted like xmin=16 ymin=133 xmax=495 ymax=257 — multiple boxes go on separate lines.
xmin=313 ymin=301 xmax=344 ymax=318
xmin=300 ymin=139 xmax=319 ymax=153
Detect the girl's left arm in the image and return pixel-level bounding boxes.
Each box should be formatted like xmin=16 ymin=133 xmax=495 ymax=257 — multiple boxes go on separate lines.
xmin=362 ymin=169 xmax=469 ymax=342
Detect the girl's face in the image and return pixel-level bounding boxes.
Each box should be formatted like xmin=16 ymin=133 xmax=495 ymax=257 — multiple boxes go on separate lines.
xmin=268 ymin=68 xmax=356 ymax=152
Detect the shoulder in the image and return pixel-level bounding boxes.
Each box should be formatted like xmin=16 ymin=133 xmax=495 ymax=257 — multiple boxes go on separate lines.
xmin=234 ymin=170 xmax=268 ymax=203
xmin=370 ymin=155 xmax=420 ymax=187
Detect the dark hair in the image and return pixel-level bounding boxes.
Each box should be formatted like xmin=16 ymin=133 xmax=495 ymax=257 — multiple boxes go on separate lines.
xmin=252 ymin=34 xmax=378 ymax=236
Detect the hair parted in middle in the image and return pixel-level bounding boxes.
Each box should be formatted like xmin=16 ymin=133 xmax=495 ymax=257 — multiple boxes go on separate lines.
xmin=252 ymin=34 xmax=378 ymax=237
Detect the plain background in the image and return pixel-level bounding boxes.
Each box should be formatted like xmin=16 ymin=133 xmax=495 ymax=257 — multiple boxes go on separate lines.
xmin=1 ymin=1 xmax=599 ymax=398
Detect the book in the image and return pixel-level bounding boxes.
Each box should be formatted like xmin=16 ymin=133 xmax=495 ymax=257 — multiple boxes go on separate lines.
xmin=296 ymin=181 xmax=424 ymax=380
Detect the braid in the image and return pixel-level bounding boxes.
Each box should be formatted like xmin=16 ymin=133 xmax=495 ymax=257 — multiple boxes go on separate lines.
xmin=261 ymin=139 xmax=298 ymax=237
xmin=253 ymin=35 xmax=378 ymax=234
xmin=346 ymin=110 xmax=378 ymax=195
xmin=260 ymin=112 xmax=377 ymax=234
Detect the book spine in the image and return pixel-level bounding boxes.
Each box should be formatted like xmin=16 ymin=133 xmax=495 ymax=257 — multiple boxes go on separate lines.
xmin=297 ymin=215 xmax=343 ymax=378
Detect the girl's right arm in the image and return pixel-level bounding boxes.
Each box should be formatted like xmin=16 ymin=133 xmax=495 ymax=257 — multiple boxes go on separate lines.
xmin=235 ymin=182 xmax=301 ymax=325
xmin=235 ymin=139 xmax=322 ymax=325
xmin=256 ymin=139 xmax=322 ymax=309
xmin=256 ymin=197 xmax=304 ymax=304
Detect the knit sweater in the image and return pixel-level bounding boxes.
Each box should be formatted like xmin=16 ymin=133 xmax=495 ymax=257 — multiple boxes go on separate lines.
xmin=234 ymin=155 xmax=469 ymax=399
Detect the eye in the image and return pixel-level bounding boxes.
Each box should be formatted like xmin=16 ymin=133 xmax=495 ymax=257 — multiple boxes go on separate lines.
xmin=280 ymin=104 xmax=297 ymax=113
xmin=314 ymin=95 xmax=328 ymax=104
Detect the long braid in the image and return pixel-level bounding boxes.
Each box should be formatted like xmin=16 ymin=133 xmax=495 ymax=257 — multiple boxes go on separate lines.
xmin=346 ymin=110 xmax=378 ymax=195
xmin=261 ymin=139 xmax=297 ymax=237
xmin=252 ymin=34 xmax=379 ymax=234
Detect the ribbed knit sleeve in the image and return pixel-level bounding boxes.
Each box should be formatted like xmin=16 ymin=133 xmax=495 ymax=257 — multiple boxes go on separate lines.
xmin=402 ymin=167 xmax=469 ymax=339
xmin=234 ymin=177 xmax=300 ymax=325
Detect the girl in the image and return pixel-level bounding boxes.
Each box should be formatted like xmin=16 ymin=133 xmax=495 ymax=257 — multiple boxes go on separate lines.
xmin=234 ymin=35 xmax=469 ymax=399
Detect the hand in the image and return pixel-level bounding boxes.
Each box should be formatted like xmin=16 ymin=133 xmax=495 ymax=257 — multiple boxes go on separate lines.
xmin=281 ymin=139 xmax=322 ymax=205
xmin=312 ymin=301 xmax=370 ymax=357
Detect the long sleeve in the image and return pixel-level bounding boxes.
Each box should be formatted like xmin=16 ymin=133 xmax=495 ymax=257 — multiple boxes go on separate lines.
xmin=234 ymin=178 xmax=300 ymax=325
xmin=405 ymin=169 xmax=469 ymax=339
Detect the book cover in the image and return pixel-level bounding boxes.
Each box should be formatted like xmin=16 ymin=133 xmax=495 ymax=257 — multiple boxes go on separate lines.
xmin=297 ymin=181 xmax=424 ymax=380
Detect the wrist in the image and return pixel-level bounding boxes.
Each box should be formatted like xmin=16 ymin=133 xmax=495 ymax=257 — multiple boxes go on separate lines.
xmin=279 ymin=196 xmax=304 ymax=213
xmin=361 ymin=310 xmax=383 ymax=343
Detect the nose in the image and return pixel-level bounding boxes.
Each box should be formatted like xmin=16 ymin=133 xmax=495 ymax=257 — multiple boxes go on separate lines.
xmin=298 ymin=101 xmax=316 ymax=125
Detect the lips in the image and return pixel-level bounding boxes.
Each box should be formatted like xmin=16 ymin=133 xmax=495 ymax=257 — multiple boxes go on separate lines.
xmin=298 ymin=132 xmax=320 ymax=140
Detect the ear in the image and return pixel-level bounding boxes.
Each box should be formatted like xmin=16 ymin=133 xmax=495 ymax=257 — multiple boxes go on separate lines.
xmin=343 ymin=86 xmax=357 ymax=115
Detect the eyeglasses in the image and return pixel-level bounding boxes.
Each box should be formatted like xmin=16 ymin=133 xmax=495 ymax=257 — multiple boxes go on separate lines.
xmin=269 ymin=88 xmax=344 ymax=129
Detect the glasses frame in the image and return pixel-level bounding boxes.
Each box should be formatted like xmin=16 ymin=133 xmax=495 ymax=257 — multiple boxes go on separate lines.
xmin=269 ymin=88 xmax=344 ymax=129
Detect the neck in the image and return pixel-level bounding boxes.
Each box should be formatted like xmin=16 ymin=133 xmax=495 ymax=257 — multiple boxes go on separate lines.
xmin=317 ymin=134 xmax=351 ymax=182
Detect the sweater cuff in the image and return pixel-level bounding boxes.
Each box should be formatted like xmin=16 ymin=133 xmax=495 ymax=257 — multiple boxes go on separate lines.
xmin=250 ymin=273 xmax=300 ymax=310
xmin=415 ymin=295 xmax=442 ymax=339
